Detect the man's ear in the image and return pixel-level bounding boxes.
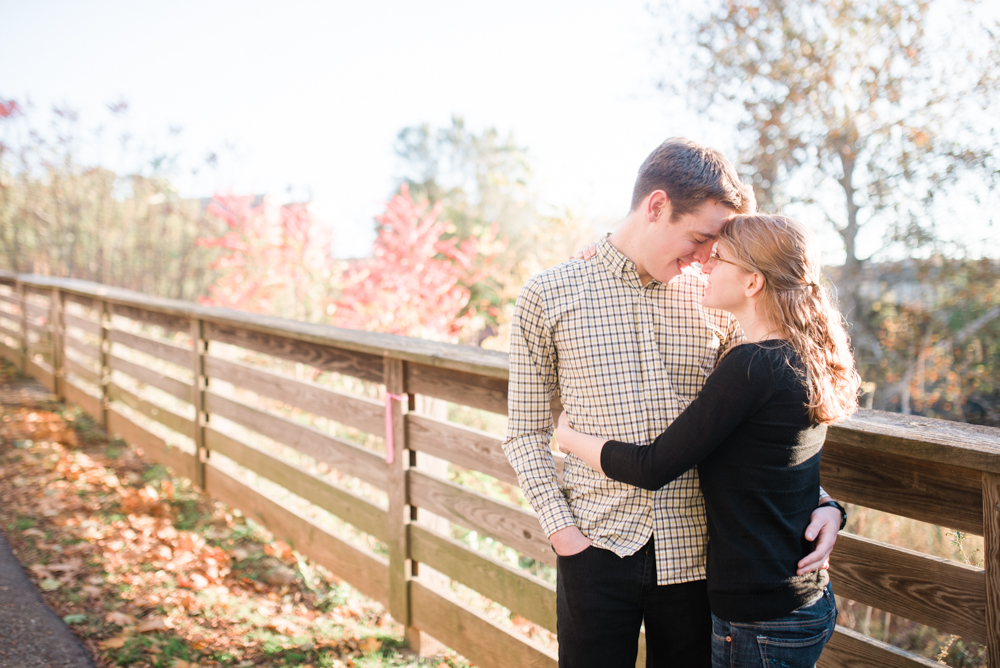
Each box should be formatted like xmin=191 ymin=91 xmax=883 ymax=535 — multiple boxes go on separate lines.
xmin=745 ymin=272 xmax=766 ymax=298
xmin=646 ymin=190 xmax=671 ymax=224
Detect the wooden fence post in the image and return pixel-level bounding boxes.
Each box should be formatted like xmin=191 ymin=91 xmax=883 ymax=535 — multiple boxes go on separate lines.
xmin=384 ymin=356 xmax=419 ymax=650
xmin=190 ymin=318 xmax=208 ymax=489
xmin=50 ymin=288 xmax=64 ymax=401
xmin=984 ymin=472 xmax=1000 ymax=660
xmin=16 ymin=280 xmax=26 ymax=373
xmin=99 ymin=300 xmax=111 ymax=429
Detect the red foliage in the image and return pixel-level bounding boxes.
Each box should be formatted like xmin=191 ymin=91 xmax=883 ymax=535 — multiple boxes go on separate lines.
xmin=0 ymin=98 xmax=19 ymax=119
xmin=330 ymin=185 xmax=503 ymax=340
xmin=196 ymin=194 xmax=332 ymax=317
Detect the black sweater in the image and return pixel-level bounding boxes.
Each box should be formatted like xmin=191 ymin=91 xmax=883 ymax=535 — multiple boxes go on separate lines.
xmin=601 ymin=342 xmax=829 ymax=622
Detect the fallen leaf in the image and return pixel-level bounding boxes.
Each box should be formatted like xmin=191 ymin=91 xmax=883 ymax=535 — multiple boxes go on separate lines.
xmin=268 ymin=618 xmax=299 ymax=635
xmin=63 ymin=613 xmax=87 ymax=625
xmin=39 ymin=578 xmax=61 ymax=591
xmin=136 ymin=617 xmax=167 ymax=633
xmin=82 ymin=585 xmax=103 ymax=598
xmin=105 ymin=611 xmax=136 ymax=626
xmin=358 ymin=637 xmax=382 ymax=653
xmin=99 ymin=636 xmax=129 ymax=650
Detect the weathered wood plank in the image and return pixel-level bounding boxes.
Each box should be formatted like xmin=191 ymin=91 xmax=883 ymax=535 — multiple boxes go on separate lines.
xmin=25 ymin=320 xmax=51 ymax=337
xmin=203 ymin=392 xmax=387 ymax=490
xmin=821 ymin=441 xmax=982 ymax=535
xmin=65 ymin=293 xmax=97 ymax=310
xmin=23 ymin=301 xmax=49 ymax=318
xmin=107 ymin=382 xmax=195 ymax=439
xmin=108 ymin=354 xmax=193 ymax=402
xmin=205 ymin=428 xmax=389 ymax=542
xmin=819 ymin=625 xmax=940 ymax=668
xmin=409 ymin=524 xmax=556 ymax=633
xmin=51 ymin=288 xmax=64 ymax=400
xmin=406 ymin=414 xmax=517 ymax=485
xmin=984 ymin=472 xmax=1000 ymax=658
xmin=108 ymin=329 xmax=191 ymax=367
xmin=204 ymin=356 xmax=384 ymax=435
xmin=13 ymin=274 xmax=511 ymax=380
xmin=0 ymin=322 xmax=20 ymax=341
xmin=407 ymin=363 xmax=508 ymax=415
xmin=408 ymin=469 xmax=553 ymax=567
xmin=0 ymin=309 xmax=19 ymax=327
xmin=64 ymin=381 xmax=102 ymax=420
xmin=0 ymin=342 xmax=20 ymax=365
xmin=205 ymin=321 xmax=384 ymax=383
xmin=111 ymin=303 xmax=189 ymax=333
xmin=829 ymin=532 xmax=985 ymax=642
xmin=385 ymin=357 xmax=412 ymax=627
xmin=25 ymin=359 xmax=55 ymax=392
xmin=410 ymin=582 xmax=557 ymax=668
xmin=190 ymin=318 xmax=209 ymax=489
xmin=205 ymin=465 xmax=390 ymax=606
xmin=65 ymin=335 xmax=101 ymax=361
xmin=65 ymin=357 xmax=100 ymax=386
xmin=829 ymin=409 xmax=1000 ymax=475
xmin=107 ymin=408 xmax=199 ymax=481
xmin=63 ymin=312 xmax=101 ymax=335
xmin=0 ymin=293 xmax=20 ymax=307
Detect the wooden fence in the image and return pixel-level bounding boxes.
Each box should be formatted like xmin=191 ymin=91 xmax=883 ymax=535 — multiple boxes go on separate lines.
xmin=0 ymin=270 xmax=997 ymax=668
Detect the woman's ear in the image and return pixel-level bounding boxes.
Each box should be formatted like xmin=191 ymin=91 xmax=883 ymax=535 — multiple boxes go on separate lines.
xmin=744 ymin=271 xmax=766 ymax=298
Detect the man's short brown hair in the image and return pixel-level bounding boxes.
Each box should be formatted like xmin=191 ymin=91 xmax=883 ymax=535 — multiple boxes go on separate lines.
xmin=631 ymin=138 xmax=756 ymax=219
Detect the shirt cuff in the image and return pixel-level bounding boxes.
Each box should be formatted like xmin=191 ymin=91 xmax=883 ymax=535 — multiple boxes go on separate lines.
xmin=536 ymin=498 xmax=577 ymax=539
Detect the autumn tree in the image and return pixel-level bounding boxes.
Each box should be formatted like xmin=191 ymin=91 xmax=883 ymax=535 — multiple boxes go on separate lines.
xmin=330 ymin=185 xmax=504 ymax=342
xmin=196 ymin=195 xmax=338 ymax=322
xmin=0 ymin=97 xmax=224 ymax=299
xmin=658 ymin=0 xmax=1000 ymax=416
xmin=394 ymin=116 xmax=593 ymax=345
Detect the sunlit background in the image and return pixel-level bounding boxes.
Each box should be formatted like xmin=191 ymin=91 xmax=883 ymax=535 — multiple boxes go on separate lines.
xmin=2 ymin=0 xmax=999 ymax=419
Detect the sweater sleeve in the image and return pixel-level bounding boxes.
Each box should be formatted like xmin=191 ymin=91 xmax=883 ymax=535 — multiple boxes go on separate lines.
xmin=601 ymin=345 xmax=774 ymax=490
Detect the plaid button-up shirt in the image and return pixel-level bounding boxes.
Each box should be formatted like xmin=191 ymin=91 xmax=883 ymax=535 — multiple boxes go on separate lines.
xmin=503 ymin=236 xmax=743 ymax=585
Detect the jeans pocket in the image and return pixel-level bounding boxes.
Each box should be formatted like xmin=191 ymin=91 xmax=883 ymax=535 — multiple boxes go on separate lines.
xmin=756 ymin=626 xmax=831 ymax=667
xmin=754 ymin=593 xmax=836 ymax=667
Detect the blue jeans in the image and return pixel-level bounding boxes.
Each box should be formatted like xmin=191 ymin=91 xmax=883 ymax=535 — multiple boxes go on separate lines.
xmin=710 ymin=586 xmax=836 ymax=668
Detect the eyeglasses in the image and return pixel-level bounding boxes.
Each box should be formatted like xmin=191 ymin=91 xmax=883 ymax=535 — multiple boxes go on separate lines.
xmin=705 ymin=252 xmax=740 ymax=269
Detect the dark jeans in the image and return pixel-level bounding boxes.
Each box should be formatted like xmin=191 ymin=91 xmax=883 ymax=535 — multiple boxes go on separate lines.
xmin=710 ymin=585 xmax=837 ymax=668
xmin=556 ymin=538 xmax=712 ymax=668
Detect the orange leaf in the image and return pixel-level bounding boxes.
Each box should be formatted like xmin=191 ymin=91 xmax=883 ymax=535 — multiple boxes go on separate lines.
xmin=99 ymin=635 xmax=129 ymax=650
xmin=358 ymin=637 xmax=382 ymax=653
xmin=136 ymin=617 xmax=167 ymax=633
xmin=105 ymin=611 xmax=136 ymax=626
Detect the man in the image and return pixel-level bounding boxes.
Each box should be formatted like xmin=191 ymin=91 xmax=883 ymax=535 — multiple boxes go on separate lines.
xmin=502 ymin=139 xmax=842 ymax=667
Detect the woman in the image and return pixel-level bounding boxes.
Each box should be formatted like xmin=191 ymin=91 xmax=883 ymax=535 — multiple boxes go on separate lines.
xmin=557 ymin=213 xmax=860 ymax=668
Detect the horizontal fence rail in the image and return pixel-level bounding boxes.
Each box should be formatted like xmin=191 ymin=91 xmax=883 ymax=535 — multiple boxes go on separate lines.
xmin=1 ymin=270 xmax=998 ymax=668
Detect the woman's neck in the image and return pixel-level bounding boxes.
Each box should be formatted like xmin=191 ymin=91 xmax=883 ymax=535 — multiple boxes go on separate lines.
xmin=732 ymin=306 xmax=783 ymax=343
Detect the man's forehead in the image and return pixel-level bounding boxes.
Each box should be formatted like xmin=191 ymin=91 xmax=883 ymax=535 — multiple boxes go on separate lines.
xmin=687 ymin=208 xmax=736 ymax=238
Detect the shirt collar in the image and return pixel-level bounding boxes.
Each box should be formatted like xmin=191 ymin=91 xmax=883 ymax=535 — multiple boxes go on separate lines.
xmin=596 ymin=235 xmax=649 ymax=287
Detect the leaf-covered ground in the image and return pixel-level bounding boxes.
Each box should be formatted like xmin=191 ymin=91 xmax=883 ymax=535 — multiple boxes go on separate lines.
xmin=0 ymin=363 xmax=469 ymax=668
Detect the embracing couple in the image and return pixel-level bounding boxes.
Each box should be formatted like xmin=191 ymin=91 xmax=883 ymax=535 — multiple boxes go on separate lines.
xmin=502 ymin=138 xmax=861 ymax=668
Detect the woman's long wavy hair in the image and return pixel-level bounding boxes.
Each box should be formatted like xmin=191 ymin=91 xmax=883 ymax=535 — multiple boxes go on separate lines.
xmin=719 ymin=214 xmax=861 ymax=424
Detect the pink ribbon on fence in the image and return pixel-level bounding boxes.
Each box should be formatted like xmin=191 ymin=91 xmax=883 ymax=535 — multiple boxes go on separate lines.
xmin=384 ymin=392 xmax=406 ymax=464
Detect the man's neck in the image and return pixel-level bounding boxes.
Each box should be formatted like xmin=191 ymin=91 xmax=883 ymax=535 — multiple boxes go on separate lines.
xmin=607 ymin=218 xmax=680 ymax=286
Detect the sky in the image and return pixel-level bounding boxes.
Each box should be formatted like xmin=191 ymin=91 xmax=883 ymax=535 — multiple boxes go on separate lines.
xmin=1 ymin=0 xmax=996 ymax=261
xmin=1 ymin=0 xmax=729 ymax=257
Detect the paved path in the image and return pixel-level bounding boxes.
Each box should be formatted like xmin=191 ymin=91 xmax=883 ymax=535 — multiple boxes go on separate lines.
xmin=0 ymin=374 xmax=96 ymax=668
